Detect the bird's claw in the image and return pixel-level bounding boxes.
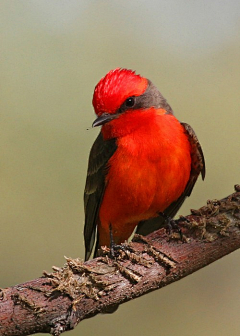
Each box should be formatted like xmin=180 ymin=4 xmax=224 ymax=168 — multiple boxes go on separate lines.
xmin=158 ymin=212 xmax=184 ymax=240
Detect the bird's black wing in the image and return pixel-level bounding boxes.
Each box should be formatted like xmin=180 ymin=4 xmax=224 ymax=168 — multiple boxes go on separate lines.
xmin=84 ymin=132 xmax=117 ymax=260
xmin=136 ymin=122 xmax=205 ymax=236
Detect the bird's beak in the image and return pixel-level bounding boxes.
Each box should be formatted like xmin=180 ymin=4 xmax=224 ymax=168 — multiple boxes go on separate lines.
xmin=92 ymin=113 xmax=117 ymax=127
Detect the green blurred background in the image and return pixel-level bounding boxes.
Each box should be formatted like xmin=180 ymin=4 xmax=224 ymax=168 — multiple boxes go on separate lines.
xmin=1 ymin=1 xmax=240 ymax=335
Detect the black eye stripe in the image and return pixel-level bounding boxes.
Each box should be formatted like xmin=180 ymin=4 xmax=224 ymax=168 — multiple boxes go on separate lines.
xmin=125 ymin=97 xmax=135 ymax=108
xmin=118 ymin=96 xmax=137 ymax=113
xmin=117 ymin=81 xmax=173 ymax=115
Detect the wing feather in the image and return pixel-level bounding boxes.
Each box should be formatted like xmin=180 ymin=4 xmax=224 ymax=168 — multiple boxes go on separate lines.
xmin=84 ymin=132 xmax=117 ymax=260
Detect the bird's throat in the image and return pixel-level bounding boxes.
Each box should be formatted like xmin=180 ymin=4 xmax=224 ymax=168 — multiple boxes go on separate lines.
xmin=101 ymin=108 xmax=166 ymax=140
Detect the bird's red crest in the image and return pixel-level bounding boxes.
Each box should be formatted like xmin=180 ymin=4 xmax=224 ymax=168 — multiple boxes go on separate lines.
xmin=92 ymin=68 xmax=147 ymax=115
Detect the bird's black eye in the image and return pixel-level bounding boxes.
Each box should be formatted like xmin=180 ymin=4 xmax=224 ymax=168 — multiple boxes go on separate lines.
xmin=125 ymin=97 xmax=135 ymax=108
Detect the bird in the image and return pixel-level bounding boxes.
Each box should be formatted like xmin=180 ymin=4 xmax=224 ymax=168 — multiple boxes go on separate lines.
xmin=84 ymin=68 xmax=205 ymax=261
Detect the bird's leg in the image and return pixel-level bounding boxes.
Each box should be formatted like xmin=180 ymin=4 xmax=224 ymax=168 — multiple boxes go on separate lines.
xmin=108 ymin=223 xmax=133 ymax=259
xmin=109 ymin=223 xmax=117 ymax=258
xmin=109 ymin=223 xmax=123 ymax=258
xmin=158 ymin=212 xmax=184 ymax=240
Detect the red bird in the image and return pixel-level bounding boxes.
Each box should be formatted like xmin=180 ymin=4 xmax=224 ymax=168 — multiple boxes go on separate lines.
xmin=84 ymin=68 xmax=205 ymax=260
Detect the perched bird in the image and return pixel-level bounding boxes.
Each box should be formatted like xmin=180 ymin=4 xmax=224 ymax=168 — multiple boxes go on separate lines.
xmin=84 ymin=68 xmax=205 ymax=260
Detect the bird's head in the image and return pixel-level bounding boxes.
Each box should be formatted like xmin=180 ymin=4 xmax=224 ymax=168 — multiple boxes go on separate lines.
xmin=92 ymin=68 xmax=173 ymax=138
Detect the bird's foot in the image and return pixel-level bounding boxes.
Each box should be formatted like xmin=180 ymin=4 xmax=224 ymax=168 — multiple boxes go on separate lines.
xmin=109 ymin=242 xmax=129 ymax=259
xmin=158 ymin=212 xmax=187 ymax=240
xmin=108 ymin=223 xmax=132 ymax=259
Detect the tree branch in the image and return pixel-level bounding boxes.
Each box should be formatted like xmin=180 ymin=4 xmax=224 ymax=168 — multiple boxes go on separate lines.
xmin=1 ymin=185 xmax=240 ymax=336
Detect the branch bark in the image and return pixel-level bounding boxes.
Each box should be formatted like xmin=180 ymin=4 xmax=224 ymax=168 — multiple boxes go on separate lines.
xmin=1 ymin=185 xmax=240 ymax=336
